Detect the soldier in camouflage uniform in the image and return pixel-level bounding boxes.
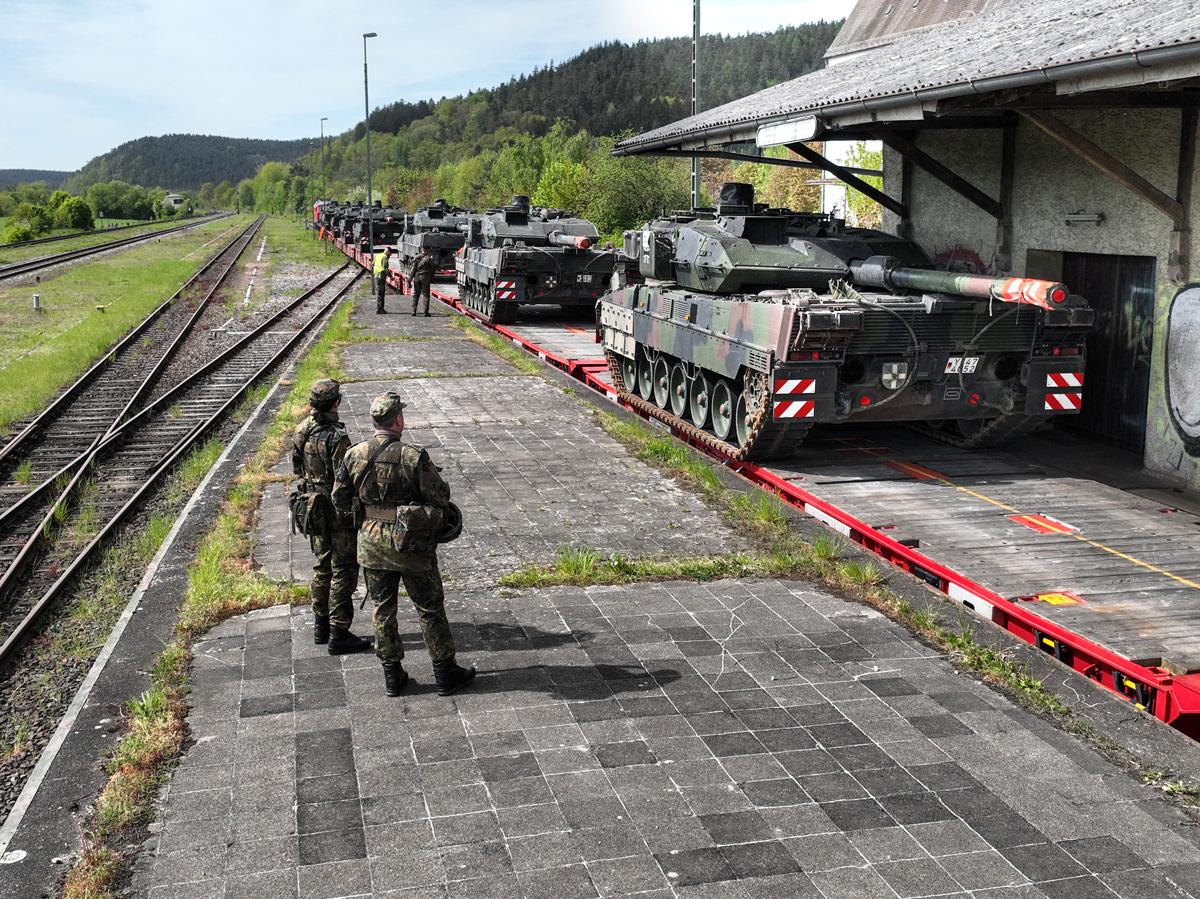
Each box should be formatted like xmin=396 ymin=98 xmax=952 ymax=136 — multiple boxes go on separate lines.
xmin=292 ymin=380 xmax=371 ymax=654
xmin=332 ymin=391 xmax=475 ymax=697
xmin=410 ymin=246 xmax=435 ymax=317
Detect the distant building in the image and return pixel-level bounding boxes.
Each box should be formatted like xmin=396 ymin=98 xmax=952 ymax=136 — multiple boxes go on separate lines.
xmin=162 ymin=193 xmax=186 ymax=211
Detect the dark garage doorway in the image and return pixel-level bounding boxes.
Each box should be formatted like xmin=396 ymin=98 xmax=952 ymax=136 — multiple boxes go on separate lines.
xmin=1026 ymin=249 xmax=1156 ymax=452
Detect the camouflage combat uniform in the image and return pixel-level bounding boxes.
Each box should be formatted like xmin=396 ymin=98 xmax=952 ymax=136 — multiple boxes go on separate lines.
xmin=332 ymin=413 xmax=455 ymax=664
xmin=410 ymin=252 xmax=435 ymax=315
xmin=292 ymin=405 xmax=359 ymax=631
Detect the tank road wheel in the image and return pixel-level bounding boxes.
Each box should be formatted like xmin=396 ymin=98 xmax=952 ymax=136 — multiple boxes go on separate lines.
xmin=637 ymin=349 xmax=654 ymax=399
xmin=735 ymin=393 xmax=754 ymax=448
xmin=652 ymin=356 xmax=671 ymax=408
xmin=669 ymin=362 xmax=690 ymax=418
xmin=711 ymin=379 xmax=737 ymax=442
xmin=621 ymin=355 xmax=638 ymax=395
xmin=688 ymin=371 xmax=712 ymax=428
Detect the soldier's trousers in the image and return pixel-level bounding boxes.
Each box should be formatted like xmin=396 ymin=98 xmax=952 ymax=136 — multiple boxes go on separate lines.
xmin=411 ymin=277 xmax=431 ymax=314
xmin=375 ymin=274 xmax=387 ymax=310
xmin=363 ymin=555 xmax=455 ymax=663
xmin=310 ymin=529 xmax=359 ymax=629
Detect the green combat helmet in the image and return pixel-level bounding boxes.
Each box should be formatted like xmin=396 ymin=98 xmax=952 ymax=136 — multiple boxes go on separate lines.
xmin=309 ymin=379 xmax=341 ymax=410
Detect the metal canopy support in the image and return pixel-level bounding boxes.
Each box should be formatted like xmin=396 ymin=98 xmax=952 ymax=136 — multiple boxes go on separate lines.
xmin=898 ymin=154 xmax=915 ymax=240
xmin=997 ymin=123 xmax=1017 ymax=271
xmin=1020 ymin=110 xmax=1185 ymax=224
xmin=786 ymin=142 xmax=908 ymax=219
xmin=1172 ymin=106 xmax=1197 ymax=281
xmin=877 ymin=131 xmax=1003 ymax=219
xmin=647 ymin=148 xmax=882 ymax=178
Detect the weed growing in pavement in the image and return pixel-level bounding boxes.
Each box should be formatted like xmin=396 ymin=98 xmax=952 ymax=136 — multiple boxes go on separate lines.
xmin=1139 ymin=768 xmax=1200 ymax=804
xmin=166 ymin=403 xmax=183 ymax=419
xmin=13 ymin=459 xmax=32 ymax=485
xmin=446 ymin=316 xmax=542 ymax=375
xmin=63 ymin=296 xmax=353 ymax=899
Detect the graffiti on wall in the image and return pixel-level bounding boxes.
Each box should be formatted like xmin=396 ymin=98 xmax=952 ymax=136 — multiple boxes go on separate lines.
xmin=1165 ymin=284 xmax=1200 ymax=457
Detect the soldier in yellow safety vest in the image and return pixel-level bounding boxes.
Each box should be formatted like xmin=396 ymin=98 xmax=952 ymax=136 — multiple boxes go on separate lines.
xmin=373 ymin=247 xmax=395 ymax=314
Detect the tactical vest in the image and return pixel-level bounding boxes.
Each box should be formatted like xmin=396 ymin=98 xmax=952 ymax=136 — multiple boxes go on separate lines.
xmin=300 ymin=421 xmax=341 ymax=491
xmin=358 ymin=437 xmax=423 ymax=515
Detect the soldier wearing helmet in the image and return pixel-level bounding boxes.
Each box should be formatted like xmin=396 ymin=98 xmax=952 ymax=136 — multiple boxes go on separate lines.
xmin=332 ymin=391 xmax=474 ymax=697
xmin=292 ymin=379 xmax=370 ymax=654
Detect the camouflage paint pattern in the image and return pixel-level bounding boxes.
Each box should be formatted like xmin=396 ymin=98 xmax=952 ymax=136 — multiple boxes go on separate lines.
xmin=364 ymin=562 xmax=456 ymax=663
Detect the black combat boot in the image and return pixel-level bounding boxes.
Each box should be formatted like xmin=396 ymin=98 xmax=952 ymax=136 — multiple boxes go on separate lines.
xmin=382 ymin=661 xmax=408 ymax=697
xmin=313 ymin=615 xmax=330 ymax=646
xmin=327 ymin=627 xmax=371 ymax=655
xmin=432 ymin=656 xmax=476 ymax=696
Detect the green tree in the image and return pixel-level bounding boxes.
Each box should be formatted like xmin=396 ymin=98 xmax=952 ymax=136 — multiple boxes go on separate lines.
xmin=53 ymin=196 xmax=95 ymax=230
xmin=842 ymin=142 xmax=882 ymax=229
xmin=237 ymin=180 xmax=255 ymax=212
xmin=532 ymin=159 xmax=585 ymax=211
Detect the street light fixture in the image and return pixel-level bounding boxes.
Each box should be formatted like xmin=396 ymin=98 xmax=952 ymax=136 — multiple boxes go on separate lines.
xmin=319 ymin=116 xmax=328 ymax=203
xmin=363 ymin=31 xmax=378 ymax=291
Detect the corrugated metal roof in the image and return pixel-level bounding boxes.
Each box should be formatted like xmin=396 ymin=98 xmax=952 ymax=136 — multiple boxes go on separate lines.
xmin=827 ymin=0 xmax=1002 ymax=59
xmin=616 ymin=0 xmax=1200 ymax=155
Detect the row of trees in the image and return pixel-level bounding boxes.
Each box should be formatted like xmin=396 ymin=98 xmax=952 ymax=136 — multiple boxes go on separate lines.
xmin=0 ymin=180 xmax=194 ymax=243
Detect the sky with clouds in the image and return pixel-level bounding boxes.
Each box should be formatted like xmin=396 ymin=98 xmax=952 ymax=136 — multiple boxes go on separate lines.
xmin=0 ymin=0 xmax=855 ymax=171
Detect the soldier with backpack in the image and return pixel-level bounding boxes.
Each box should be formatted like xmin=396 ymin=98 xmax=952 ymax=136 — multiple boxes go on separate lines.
xmin=291 ymin=379 xmax=371 ymax=654
xmin=332 ymin=391 xmax=474 ymax=697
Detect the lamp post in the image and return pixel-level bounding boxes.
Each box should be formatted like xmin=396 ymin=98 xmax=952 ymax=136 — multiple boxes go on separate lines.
xmin=691 ymin=0 xmax=701 ymax=208
xmin=320 ymin=116 xmax=328 ymax=203
xmin=363 ymin=31 xmax=378 ymax=291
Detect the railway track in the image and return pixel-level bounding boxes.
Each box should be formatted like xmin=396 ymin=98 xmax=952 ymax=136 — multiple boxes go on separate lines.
xmin=0 ymin=213 xmax=228 ymax=282
xmin=0 ymin=262 xmax=360 ymax=665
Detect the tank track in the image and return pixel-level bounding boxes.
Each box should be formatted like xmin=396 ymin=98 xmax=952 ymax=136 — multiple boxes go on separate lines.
xmin=605 ymin=350 xmax=811 ymax=461
xmin=907 ymin=410 xmax=1044 ymax=449
xmin=460 ymin=281 xmax=518 ymax=324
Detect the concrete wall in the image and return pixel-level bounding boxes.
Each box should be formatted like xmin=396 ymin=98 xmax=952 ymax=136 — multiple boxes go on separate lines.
xmin=880 ymin=108 xmax=1199 ymax=487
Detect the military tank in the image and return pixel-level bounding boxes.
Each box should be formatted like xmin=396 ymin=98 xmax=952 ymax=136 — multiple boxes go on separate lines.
xmin=457 ymin=196 xmax=633 ymax=324
xmin=351 ymin=201 xmax=407 ymax=251
xmin=398 ymin=200 xmax=473 ymax=280
xmin=598 ymin=183 xmax=1094 ymax=460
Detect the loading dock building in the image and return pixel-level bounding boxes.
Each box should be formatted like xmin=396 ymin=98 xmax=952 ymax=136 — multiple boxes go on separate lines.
xmin=615 ymin=0 xmax=1200 ymax=487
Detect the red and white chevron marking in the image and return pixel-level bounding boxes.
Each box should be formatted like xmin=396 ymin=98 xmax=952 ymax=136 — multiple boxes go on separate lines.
xmin=774 ymin=378 xmax=815 ymax=396
xmin=1044 ymin=392 xmax=1082 ymax=411
xmin=773 ymin=400 xmax=815 ymax=419
xmin=1046 ymin=372 xmax=1084 ymax=388
xmin=495 ymin=279 xmax=517 ymax=300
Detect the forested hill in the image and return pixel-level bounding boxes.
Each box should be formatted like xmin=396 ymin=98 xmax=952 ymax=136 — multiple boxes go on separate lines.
xmin=0 ymin=169 xmax=71 ymax=189
xmin=66 ymin=134 xmax=320 ymax=192
xmin=359 ymin=24 xmax=840 ymax=141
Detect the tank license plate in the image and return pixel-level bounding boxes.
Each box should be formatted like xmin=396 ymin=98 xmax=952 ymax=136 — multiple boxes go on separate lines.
xmin=945 ymin=356 xmax=980 ymax=374
xmin=577 ymin=274 xmax=593 ymax=283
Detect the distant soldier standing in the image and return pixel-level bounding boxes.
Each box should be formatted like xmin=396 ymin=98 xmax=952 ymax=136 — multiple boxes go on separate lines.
xmin=373 ymin=246 xmax=395 ymax=314
xmin=292 ymin=380 xmax=370 ymax=654
xmin=332 ymin=392 xmax=475 ymax=696
xmin=410 ymin=246 xmax=435 ymax=316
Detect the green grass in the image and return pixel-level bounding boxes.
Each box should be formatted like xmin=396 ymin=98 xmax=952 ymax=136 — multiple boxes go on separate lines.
xmin=13 ymin=459 xmax=32 ymax=485
xmin=0 ymin=217 xmax=196 ymax=265
xmin=447 ymin=317 xmax=542 ymax=375
xmin=0 ymin=216 xmax=253 ymax=432
xmin=262 ymin=215 xmax=339 ymax=271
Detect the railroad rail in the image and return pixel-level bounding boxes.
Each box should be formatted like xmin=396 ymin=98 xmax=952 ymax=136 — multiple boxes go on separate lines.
xmin=0 ymin=213 xmax=229 ymax=282
xmin=0 ymin=215 xmax=208 ymax=252
xmin=0 ymin=261 xmax=359 ymax=666
xmin=327 ymin=230 xmax=1200 ymax=738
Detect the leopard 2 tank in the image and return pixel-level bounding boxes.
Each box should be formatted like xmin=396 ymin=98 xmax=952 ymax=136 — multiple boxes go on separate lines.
xmin=598 ymin=183 xmax=1094 ymax=460
xmin=398 ymin=200 xmax=473 ymax=280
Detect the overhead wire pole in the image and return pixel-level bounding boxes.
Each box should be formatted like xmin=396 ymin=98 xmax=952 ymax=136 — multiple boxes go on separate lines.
xmin=363 ymin=31 xmax=377 ymax=292
xmin=691 ymin=0 xmax=701 ymax=208
xmin=320 ymin=116 xmax=329 ymax=252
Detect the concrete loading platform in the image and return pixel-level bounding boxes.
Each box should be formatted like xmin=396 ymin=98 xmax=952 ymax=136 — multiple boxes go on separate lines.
xmin=128 ymin=291 xmax=1200 ymax=899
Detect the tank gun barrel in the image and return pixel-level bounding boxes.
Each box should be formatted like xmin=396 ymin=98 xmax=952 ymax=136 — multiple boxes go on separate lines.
xmin=849 ymin=255 xmax=1075 ymax=310
xmin=547 ymin=231 xmax=592 ymax=250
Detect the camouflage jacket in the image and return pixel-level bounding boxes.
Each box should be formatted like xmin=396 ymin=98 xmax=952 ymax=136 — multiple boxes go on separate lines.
xmin=411 ymin=253 xmax=436 ymax=281
xmin=292 ymin=411 xmax=350 ymax=493
xmin=332 ymin=432 xmax=450 ymax=570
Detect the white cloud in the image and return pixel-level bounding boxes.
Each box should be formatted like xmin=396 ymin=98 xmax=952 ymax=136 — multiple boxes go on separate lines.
xmin=0 ymin=0 xmax=855 ymax=170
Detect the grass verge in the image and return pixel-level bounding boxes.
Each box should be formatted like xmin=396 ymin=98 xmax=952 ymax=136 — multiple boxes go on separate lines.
xmin=446 ymin=316 xmax=543 ymax=375
xmin=61 ymin=295 xmax=353 ymax=898
xmin=0 ymin=216 xmax=252 ymax=432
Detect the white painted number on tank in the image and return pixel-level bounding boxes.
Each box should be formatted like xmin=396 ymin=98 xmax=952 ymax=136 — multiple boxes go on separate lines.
xmin=577 ymin=274 xmax=593 ymax=283
xmin=945 ymin=356 xmax=980 ymax=374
